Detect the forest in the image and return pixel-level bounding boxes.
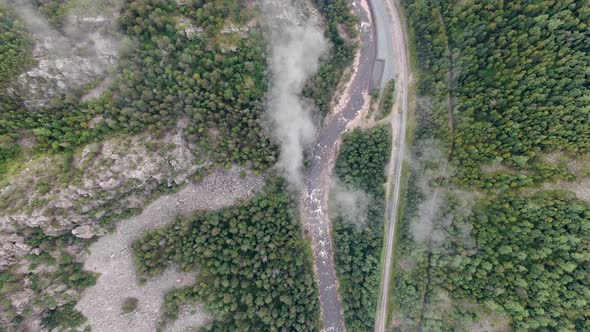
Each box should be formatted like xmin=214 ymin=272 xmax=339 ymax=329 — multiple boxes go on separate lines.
xmin=0 ymin=7 xmax=34 ymax=167
xmin=133 ymin=180 xmax=320 ymax=331
xmin=0 ymin=0 xmax=365 ymax=329
xmin=436 ymin=192 xmax=590 ymax=330
xmin=0 ymin=0 xmax=362 ymax=173
xmin=332 ymin=125 xmax=391 ymax=331
xmin=392 ymin=0 xmax=590 ymax=330
xmin=0 ymin=7 xmax=33 ymax=86
xmin=0 ymin=0 xmax=277 ymax=177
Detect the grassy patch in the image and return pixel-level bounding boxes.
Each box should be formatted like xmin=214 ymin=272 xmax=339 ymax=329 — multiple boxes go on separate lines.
xmin=376 ymin=79 xmax=396 ymax=120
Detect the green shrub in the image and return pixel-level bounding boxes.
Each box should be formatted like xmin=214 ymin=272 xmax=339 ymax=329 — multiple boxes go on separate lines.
xmin=122 ymin=297 xmax=139 ymax=314
xmin=41 ymin=303 xmax=86 ymax=330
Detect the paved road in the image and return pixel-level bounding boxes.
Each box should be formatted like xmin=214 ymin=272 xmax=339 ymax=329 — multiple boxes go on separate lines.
xmin=374 ymin=0 xmax=412 ymax=331
xmin=300 ymin=0 xmax=376 ymax=330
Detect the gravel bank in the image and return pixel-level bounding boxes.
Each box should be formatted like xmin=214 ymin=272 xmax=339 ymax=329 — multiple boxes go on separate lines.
xmin=76 ymin=167 xmax=265 ymax=332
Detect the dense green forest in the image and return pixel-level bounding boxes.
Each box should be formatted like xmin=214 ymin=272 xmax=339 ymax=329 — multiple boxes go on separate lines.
xmin=437 ymin=192 xmax=590 ymax=330
xmin=332 ymin=125 xmax=391 ymax=331
xmin=0 ymin=8 xmax=34 ymax=86
xmin=448 ymin=0 xmax=589 ymax=190
xmin=392 ymin=0 xmax=590 ymax=330
xmin=0 ymin=7 xmax=34 ymax=167
xmin=133 ymin=180 xmax=320 ymax=331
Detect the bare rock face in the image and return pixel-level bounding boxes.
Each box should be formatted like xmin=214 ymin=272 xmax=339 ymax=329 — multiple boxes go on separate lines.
xmin=0 ymin=233 xmax=30 ymax=268
xmin=9 ymin=289 xmax=35 ymax=315
xmin=3 ymin=1 xmax=121 ymax=110
xmin=0 ymin=129 xmax=200 ymax=268
xmin=259 ymin=0 xmax=323 ymax=28
xmin=72 ymin=225 xmax=97 ymax=239
xmin=16 ymin=32 xmax=118 ymax=109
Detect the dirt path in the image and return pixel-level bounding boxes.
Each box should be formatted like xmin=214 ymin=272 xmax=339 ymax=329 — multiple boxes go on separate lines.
xmin=76 ymin=167 xmax=265 ymax=332
xmin=374 ymin=0 xmax=412 ymax=331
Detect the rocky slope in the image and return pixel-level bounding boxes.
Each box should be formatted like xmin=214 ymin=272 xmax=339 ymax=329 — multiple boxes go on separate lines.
xmin=0 ymin=125 xmax=207 ymax=328
xmin=76 ymin=166 xmax=264 ymax=332
xmin=0 ymin=127 xmax=200 ymax=269
xmin=3 ymin=0 xmax=121 ymax=109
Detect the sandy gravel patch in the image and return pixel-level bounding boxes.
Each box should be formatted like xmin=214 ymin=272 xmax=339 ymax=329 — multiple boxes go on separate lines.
xmin=543 ymin=178 xmax=590 ymax=203
xmin=76 ymin=167 xmax=265 ymax=332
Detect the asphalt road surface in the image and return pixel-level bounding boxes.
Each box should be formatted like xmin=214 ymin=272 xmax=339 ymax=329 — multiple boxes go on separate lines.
xmin=300 ymin=0 xmax=376 ymax=330
xmin=374 ymin=0 xmax=412 ymax=331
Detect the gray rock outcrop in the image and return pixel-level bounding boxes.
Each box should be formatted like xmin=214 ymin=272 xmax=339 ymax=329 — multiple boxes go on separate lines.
xmin=0 ymin=129 xmax=200 ymax=268
xmin=2 ymin=0 xmax=121 ymax=109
